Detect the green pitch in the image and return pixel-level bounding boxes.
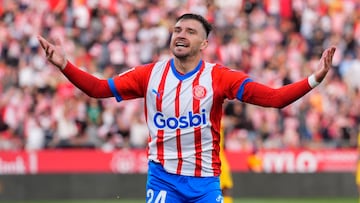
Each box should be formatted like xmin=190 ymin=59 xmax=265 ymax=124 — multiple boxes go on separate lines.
xmin=9 ymin=198 xmax=357 ymax=203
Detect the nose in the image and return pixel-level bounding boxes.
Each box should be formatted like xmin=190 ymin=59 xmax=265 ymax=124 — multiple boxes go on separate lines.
xmin=175 ymin=30 xmax=187 ymax=38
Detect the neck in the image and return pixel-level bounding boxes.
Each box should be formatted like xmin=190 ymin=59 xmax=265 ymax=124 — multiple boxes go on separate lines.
xmin=173 ymin=55 xmax=201 ymax=74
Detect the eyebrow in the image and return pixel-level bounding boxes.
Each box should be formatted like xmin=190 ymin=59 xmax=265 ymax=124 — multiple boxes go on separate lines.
xmin=173 ymin=26 xmax=198 ymax=34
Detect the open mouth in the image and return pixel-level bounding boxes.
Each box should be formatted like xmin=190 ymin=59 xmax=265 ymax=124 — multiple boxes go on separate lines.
xmin=175 ymin=41 xmax=189 ymax=47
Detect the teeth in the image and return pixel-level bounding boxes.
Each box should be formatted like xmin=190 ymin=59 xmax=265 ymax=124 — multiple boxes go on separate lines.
xmin=176 ymin=42 xmax=186 ymax=47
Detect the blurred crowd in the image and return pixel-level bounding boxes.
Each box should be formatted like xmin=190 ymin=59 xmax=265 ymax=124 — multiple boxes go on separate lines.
xmin=0 ymin=0 xmax=359 ymax=152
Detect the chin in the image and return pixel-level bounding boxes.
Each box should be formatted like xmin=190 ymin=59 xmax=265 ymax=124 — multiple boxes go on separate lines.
xmin=172 ymin=51 xmax=190 ymax=59
xmin=174 ymin=54 xmax=190 ymax=60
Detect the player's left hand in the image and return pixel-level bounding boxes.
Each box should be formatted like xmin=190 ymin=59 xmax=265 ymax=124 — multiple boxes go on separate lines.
xmin=314 ymin=46 xmax=336 ymax=83
xmin=37 ymin=35 xmax=67 ymax=70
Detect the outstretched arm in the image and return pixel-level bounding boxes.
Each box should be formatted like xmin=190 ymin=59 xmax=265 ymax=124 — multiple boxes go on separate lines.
xmin=37 ymin=35 xmax=112 ymax=98
xmin=242 ymin=46 xmax=336 ymax=108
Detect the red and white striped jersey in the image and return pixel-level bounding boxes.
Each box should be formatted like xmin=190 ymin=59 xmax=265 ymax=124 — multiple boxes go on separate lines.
xmin=62 ymin=57 xmax=312 ymax=176
xmin=107 ymin=58 xmax=249 ymax=177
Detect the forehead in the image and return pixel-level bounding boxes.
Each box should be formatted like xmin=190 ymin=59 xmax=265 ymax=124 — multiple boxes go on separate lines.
xmin=174 ymin=19 xmax=204 ymax=32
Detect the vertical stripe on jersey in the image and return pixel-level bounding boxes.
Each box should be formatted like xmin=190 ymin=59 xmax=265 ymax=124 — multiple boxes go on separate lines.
xmin=143 ymin=64 xmax=156 ymax=158
xmin=193 ymin=62 xmax=205 ymax=176
xmin=210 ymin=64 xmax=223 ymax=176
xmin=175 ymin=82 xmax=183 ymax=174
xmin=156 ymin=61 xmax=171 ymax=165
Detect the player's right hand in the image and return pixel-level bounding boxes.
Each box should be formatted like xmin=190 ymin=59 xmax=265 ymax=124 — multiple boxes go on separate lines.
xmin=313 ymin=46 xmax=336 ymax=83
xmin=37 ymin=35 xmax=67 ymax=70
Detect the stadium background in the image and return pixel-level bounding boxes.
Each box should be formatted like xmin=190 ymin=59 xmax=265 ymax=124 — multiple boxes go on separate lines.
xmin=0 ymin=0 xmax=359 ymax=202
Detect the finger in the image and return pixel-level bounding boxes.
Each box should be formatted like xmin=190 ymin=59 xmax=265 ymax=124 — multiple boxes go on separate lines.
xmin=37 ymin=35 xmax=48 ymax=50
xmin=325 ymin=50 xmax=331 ymax=66
xmin=325 ymin=48 xmax=333 ymax=64
xmin=45 ymin=45 xmax=50 ymax=56
xmin=321 ymin=49 xmax=327 ymax=59
xmin=48 ymin=50 xmax=54 ymax=59
xmin=331 ymin=47 xmax=336 ymax=58
xmin=328 ymin=47 xmax=335 ymax=63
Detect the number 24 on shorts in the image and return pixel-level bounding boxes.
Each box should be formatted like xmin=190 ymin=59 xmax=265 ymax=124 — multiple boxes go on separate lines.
xmin=147 ymin=189 xmax=167 ymax=203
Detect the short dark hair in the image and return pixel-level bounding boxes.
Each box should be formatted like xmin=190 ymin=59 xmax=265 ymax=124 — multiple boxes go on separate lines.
xmin=176 ymin=13 xmax=212 ymax=38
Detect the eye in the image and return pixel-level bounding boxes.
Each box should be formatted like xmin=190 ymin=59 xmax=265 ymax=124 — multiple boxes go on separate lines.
xmin=173 ymin=27 xmax=181 ymax=33
xmin=188 ymin=30 xmax=195 ymax=35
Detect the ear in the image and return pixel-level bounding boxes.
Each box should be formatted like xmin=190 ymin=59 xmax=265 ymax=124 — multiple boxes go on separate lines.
xmin=199 ymin=39 xmax=208 ymax=51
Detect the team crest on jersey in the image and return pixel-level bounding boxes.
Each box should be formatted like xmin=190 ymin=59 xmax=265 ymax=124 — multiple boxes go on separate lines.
xmin=193 ymin=85 xmax=207 ymax=100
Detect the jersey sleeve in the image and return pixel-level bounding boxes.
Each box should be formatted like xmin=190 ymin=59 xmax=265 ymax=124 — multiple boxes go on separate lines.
xmin=62 ymin=61 xmax=113 ymax=98
xmin=108 ymin=63 xmax=154 ymax=102
xmin=241 ymin=78 xmax=312 ymax=108
xmin=213 ymin=65 xmax=251 ymax=100
xmin=214 ymin=65 xmax=313 ymax=108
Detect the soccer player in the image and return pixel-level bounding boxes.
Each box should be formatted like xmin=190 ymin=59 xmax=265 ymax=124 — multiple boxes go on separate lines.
xmin=38 ymin=13 xmax=335 ymax=203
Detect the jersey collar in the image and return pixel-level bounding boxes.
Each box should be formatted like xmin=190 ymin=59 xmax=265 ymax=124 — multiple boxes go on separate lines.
xmin=170 ymin=58 xmax=203 ymax=81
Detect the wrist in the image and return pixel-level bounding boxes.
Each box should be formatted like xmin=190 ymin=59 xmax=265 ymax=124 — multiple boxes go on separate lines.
xmin=308 ymin=74 xmax=320 ymax=88
xmin=60 ymin=60 xmax=68 ymax=71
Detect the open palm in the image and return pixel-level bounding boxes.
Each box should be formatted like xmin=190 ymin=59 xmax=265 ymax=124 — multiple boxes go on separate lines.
xmin=314 ymin=46 xmax=336 ymax=83
xmin=37 ymin=35 xmax=67 ymax=70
